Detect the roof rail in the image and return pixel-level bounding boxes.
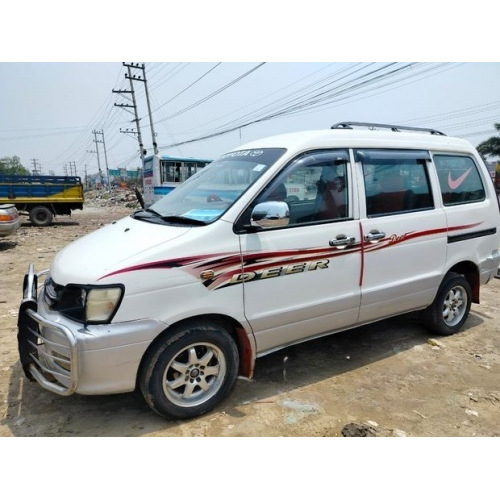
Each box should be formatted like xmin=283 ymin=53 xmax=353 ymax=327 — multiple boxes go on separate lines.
xmin=331 ymin=121 xmax=446 ymax=136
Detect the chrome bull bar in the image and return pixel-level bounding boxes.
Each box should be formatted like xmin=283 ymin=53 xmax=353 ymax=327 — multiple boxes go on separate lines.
xmin=18 ymin=264 xmax=78 ymax=396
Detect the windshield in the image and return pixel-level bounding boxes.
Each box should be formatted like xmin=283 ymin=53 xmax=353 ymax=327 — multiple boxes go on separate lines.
xmin=137 ymin=148 xmax=286 ymax=224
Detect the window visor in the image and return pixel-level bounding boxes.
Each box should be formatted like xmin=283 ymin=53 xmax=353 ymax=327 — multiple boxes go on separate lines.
xmin=355 ymin=149 xmax=431 ymax=162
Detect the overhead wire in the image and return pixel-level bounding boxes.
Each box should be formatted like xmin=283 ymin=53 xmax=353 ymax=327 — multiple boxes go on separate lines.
xmin=147 ymin=63 xmax=192 ymax=93
xmin=157 ymin=63 xmax=418 ymax=149
xmin=201 ymin=62 xmax=377 ymax=134
xmin=149 ymin=62 xmax=222 ymax=115
xmin=48 ymin=66 xmax=126 ymax=165
xmin=271 ymin=63 xmax=459 ymax=121
xmin=155 ymin=63 xmax=267 ymax=124
xmin=10 ymin=62 xmax=496 ymax=172
xmin=158 ymin=63 xmax=480 ymax=151
xmin=177 ymin=62 xmax=340 ymax=134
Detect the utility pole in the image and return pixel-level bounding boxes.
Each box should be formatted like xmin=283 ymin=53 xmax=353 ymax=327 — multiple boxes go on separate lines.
xmin=100 ymin=132 xmax=110 ymax=188
xmin=68 ymin=161 xmax=77 ymax=176
xmin=31 ymin=158 xmax=41 ymax=175
xmin=113 ymin=63 xmax=146 ymax=161
xmin=125 ymin=62 xmax=158 ymax=155
xmin=91 ymin=131 xmax=105 ymax=188
xmin=92 ymin=130 xmax=110 ymax=188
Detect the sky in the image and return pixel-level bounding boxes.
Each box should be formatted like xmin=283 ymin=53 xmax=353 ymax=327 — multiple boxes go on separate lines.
xmin=1 ymin=2 xmax=499 ymax=179
xmin=1 ymin=61 xmax=498 ymax=177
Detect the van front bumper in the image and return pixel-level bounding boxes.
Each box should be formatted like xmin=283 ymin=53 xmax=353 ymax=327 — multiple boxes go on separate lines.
xmin=17 ymin=264 xmax=167 ymax=396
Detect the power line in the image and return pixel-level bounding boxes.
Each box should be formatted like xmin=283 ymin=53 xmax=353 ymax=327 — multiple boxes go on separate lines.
xmin=202 ymin=63 xmax=376 ymax=135
xmin=179 ymin=62 xmax=347 ymax=135
xmin=149 ymin=62 xmax=222 ymax=116
xmin=155 ymin=63 xmax=267 ymax=124
xmin=157 ymin=62 xmax=475 ymax=151
xmin=157 ymin=63 xmax=416 ymax=149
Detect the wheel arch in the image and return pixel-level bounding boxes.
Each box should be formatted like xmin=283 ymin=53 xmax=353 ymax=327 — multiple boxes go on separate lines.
xmin=136 ymin=313 xmax=256 ymax=389
xmin=447 ymin=260 xmax=480 ymax=303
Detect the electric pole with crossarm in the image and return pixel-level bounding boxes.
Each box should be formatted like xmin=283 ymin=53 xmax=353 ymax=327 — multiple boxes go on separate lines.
xmin=113 ymin=64 xmax=146 ymax=161
xmin=124 ymin=62 xmax=159 ymax=155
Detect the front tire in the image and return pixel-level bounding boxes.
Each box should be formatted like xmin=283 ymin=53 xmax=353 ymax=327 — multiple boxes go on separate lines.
xmin=139 ymin=320 xmax=239 ymax=419
xmin=421 ymin=272 xmax=472 ymax=336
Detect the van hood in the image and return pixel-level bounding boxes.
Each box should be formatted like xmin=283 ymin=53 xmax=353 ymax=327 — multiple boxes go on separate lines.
xmin=50 ymin=215 xmax=191 ymax=285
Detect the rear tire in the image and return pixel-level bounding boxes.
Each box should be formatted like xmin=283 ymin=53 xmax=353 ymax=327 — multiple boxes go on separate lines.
xmin=29 ymin=206 xmax=53 ymax=226
xmin=139 ymin=320 xmax=239 ymax=419
xmin=421 ymin=272 xmax=472 ymax=336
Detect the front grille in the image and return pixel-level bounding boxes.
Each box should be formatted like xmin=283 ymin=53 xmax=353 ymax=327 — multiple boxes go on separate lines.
xmin=43 ymin=277 xmax=64 ymax=307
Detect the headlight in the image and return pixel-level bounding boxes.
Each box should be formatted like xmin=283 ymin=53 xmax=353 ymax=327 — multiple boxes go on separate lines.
xmin=86 ymin=287 xmax=123 ymax=323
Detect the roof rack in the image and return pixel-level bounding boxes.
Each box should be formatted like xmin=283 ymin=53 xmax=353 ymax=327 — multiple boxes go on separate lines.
xmin=331 ymin=122 xmax=446 ymax=136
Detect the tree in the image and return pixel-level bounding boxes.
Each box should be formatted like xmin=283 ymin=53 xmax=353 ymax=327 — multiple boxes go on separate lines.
xmin=477 ymin=123 xmax=500 ymax=158
xmin=0 ymin=156 xmax=31 ymax=175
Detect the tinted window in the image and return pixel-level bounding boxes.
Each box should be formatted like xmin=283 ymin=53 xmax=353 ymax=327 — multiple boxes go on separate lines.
xmin=256 ymin=150 xmax=350 ymax=225
xmin=433 ymin=154 xmax=485 ymax=205
xmin=358 ymin=149 xmax=434 ymax=217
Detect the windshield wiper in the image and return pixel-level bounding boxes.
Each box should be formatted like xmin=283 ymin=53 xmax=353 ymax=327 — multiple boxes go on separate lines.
xmin=161 ymin=215 xmax=208 ymax=226
xmin=132 ymin=208 xmax=163 ymax=220
xmin=133 ymin=209 xmax=207 ymax=225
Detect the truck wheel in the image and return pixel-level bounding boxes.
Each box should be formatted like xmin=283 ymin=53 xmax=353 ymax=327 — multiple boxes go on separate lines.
xmin=139 ymin=320 xmax=239 ymax=419
xmin=29 ymin=206 xmax=53 ymax=226
xmin=421 ymin=272 xmax=472 ymax=336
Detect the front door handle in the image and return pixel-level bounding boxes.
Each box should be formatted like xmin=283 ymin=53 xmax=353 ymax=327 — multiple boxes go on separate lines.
xmin=329 ymin=235 xmax=356 ymax=248
xmin=364 ymin=230 xmax=386 ymax=242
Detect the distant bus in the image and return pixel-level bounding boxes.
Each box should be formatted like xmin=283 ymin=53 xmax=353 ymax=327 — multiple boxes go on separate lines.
xmin=143 ymin=154 xmax=212 ymax=206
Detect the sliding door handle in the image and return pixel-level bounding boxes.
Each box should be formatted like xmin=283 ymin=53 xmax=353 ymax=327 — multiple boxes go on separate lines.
xmin=364 ymin=230 xmax=385 ymax=242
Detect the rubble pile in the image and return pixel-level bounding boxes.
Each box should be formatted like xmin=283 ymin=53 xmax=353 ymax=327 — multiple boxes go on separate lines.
xmin=84 ymin=188 xmax=141 ymax=209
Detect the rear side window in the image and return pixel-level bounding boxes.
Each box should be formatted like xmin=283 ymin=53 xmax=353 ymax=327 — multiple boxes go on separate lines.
xmin=357 ymin=149 xmax=434 ymax=217
xmin=433 ymin=154 xmax=485 ymax=206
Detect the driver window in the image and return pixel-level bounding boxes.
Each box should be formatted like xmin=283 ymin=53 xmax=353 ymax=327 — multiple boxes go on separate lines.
xmin=257 ymin=151 xmax=349 ymax=225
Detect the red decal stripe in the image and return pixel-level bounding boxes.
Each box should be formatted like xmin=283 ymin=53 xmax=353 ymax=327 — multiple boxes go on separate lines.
xmin=98 ymin=222 xmax=483 ymax=286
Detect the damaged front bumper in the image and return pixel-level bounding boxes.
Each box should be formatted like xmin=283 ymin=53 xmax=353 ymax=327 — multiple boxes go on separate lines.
xmin=17 ymin=264 xmax=167 ymax=396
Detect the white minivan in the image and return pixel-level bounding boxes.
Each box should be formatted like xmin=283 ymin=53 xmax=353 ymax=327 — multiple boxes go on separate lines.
xmin=18 ymin=122 xmax=500 ymax=419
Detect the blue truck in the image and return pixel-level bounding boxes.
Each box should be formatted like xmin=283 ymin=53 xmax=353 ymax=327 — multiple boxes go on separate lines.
xmin=0 ymin=175 xmax=84 ymax=226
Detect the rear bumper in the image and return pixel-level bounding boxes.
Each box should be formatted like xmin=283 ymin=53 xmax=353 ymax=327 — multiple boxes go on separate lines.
xmin=0 ymin=216 xmax=21 ymax=237
xmin=17 ymin=264 xmax=167 ymax=396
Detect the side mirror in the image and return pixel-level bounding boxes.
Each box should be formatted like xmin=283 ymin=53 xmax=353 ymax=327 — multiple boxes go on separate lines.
xmin=251 ymin=201 xmax=289 ymax=229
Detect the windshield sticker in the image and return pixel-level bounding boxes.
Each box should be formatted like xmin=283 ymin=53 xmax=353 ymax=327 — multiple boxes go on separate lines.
xmin=221 ymin=149 xmax=264 ymax=159
xmin=183 ymin=209 xmax=224 ymax=222
xmin=253 ymin=164 xmax=266 ymax=172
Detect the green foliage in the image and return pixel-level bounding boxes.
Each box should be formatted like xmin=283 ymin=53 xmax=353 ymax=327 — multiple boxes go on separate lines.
xmin=477 ymin=123 xmax=500 ymax=158
xmin=0 ymin=156 xmax=31 ymax=175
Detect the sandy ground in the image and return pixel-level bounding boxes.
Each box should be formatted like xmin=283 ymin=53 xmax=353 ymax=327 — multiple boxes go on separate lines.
xmin=0 ymin=201 xmax=499 ymax=437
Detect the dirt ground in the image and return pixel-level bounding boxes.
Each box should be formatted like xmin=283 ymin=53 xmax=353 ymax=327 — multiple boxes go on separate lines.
xmin=0 ymin=197 xmax=499 ymax=437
